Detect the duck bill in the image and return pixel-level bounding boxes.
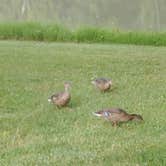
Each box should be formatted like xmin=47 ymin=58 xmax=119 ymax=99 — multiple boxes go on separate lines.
xmin=48 ymin=98 xmax=52 ymax=103
xmin=109 ymin=80 xmax=112 ymax=85
xmin=92 ymin=112 xmax=102 ymax=117
xmin=91 ymin=81 xmax=96 ymax=85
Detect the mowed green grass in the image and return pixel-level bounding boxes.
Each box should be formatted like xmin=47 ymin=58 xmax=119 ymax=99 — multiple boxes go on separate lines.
xmin=0 ymin=41 xmax=165 ymax=166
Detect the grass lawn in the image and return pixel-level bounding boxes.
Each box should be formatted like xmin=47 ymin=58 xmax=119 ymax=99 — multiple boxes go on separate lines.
xmin=0 ymin=40 xmax=165 ymax=165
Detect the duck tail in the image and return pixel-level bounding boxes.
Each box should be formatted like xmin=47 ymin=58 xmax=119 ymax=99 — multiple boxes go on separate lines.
xmin=92 ymin=112 xmax=102 ymax=117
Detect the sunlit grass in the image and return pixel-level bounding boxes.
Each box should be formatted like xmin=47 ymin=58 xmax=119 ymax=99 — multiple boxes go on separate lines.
xmin=0 ymin=41 xmax=165 ymax=165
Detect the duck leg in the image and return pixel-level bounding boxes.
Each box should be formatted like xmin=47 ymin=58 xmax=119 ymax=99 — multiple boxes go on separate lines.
xmin=56 ymin=105 xmax=61 ymax=109
xmin=112 ymin=121 xmax=118 ymax=127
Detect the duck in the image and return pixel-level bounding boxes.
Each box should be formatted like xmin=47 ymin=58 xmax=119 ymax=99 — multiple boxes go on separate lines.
xmin=48 ymin=82 xmax=71 ymax=107
xmin=93 ymin=108 xmax=143 ymax=126
xmin=91 ymin=78 xmax=112 ymax=92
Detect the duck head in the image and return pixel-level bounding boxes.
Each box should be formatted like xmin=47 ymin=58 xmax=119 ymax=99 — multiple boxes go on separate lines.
xmin=130 ymin=114 xmax=143 ymax=121
xmin=64 ymin=82 xmax=71 ymax=92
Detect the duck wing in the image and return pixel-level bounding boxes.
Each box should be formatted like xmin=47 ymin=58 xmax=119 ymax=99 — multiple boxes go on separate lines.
xmin=106 ymin=108 xmax=127 ymax=114
xmin=93 ymin=108 xmax=127 ymax=117
xmin=50 ymin=91 xmax=65 ymax=100
xmin=95 ymin=78 xmax=109 ymax=84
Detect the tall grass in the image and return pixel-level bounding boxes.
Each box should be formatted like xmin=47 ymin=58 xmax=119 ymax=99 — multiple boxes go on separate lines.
xmin=0 ymin=22 xmax=73 ymax=42
xmin=0 ymin=22 xmax=166 ymax=46
xmin=75 ymin=27 xmax=166 ymax=46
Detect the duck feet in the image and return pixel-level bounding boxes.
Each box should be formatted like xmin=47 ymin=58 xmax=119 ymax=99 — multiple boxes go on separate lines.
xmin=112 ymin=122 xmax=118 ymax=127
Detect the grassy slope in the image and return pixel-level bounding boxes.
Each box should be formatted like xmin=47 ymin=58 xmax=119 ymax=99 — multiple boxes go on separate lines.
xmin=0 ymin=41 xmax=165 ymax=166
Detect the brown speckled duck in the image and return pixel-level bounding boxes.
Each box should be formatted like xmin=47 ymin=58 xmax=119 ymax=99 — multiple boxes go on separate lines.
xmin=91 ymin=78 xmax=112 ymax=92
xmin=48 ymin=82 xmax=71 ymax=107
xmin=93 ymin=108 xmax=143 ymax=126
